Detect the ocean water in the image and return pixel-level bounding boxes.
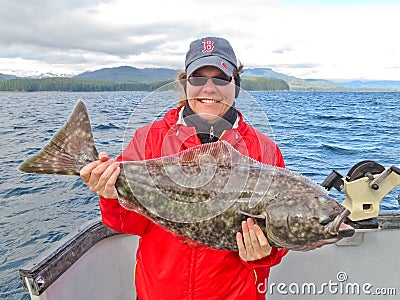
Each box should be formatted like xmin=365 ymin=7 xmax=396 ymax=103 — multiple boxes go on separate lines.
xmin=0 ymin=91 xmax=399 ymax=299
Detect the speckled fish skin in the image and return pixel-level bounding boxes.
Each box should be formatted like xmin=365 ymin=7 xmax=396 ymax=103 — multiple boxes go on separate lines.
xmin=19 ymin=100 xmax=355 ymax=251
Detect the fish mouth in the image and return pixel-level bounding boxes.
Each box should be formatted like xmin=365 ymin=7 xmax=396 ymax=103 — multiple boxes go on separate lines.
xmin=328 ymin=209 xmax=355 ymax=238
xmin=299 ymin=209 xmax=355 ymax=251
xmin=269 ymin=208 xmax=357 ymax=252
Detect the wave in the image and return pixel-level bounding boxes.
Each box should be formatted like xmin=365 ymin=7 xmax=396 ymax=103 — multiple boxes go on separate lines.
xmin=2 ymin=186 xmax=44 ymax=199
xmin=321 ymin=143 xmax=361 ymax=154
xmin=315 ymin=114 xmax=367 ymax=122
xmin=94 ymin=122 xmax=121 ymax=130
xmin=13 ymin=125 xmax=29 ymax=130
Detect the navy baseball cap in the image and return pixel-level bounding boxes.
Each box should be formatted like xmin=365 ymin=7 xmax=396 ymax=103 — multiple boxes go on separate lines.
xmin=185 ymin=37 xmax=238 ymax=77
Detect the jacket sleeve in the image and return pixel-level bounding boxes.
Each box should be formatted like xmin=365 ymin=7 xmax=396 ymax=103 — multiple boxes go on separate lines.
xmin=99 ymin=130 xmax=152 ymax=236
xmin=240 ymin=247 xmax=288 ymax=269
xmin=273 ymin=144 xmax=285 ymax=168
xmin=260 ymin=140 xmax=285 ymax=168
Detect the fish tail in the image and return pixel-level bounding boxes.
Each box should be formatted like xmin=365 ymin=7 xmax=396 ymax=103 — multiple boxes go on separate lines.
xmin=18 ymin=100 xmax=98 ymax=175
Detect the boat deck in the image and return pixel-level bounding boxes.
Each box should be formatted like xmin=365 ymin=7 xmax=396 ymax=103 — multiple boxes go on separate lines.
xmin=19 ymin=212 xmax=400 ymax=299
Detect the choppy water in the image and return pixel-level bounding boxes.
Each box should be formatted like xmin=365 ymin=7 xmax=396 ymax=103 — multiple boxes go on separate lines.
xmin=0 ymin=91 xmax=399 ymax=299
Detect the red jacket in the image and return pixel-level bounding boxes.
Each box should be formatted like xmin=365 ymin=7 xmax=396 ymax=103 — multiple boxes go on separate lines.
xmin=100 ymin=106 xmax=288 ymax=300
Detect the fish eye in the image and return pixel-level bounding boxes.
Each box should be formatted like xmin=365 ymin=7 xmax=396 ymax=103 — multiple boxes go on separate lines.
xmin=317 ymin=196 xmax=329 ymax=203
xmin=318 ymin=216 xmax=332 ymax=225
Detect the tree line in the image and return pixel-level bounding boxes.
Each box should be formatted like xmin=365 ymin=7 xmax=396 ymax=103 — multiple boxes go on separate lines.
xmin=0 ymin=76 xmax=289 ymax=92
xmin=0 ymin=77 xmax=173 ymax=92
xmin=241 ymin=77 xmax=289 ymax=91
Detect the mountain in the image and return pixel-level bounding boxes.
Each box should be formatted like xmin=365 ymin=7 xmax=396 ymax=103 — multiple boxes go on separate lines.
xmin=0 ymin=66 xmax=398 ymax=91
xmin=74 ymin=66 xmax=180 ymax=83
xmin=242 ymin=69 xmax=347 ymax=91
xmin=242 ymin=68 xmax=399 ymax=91
xmin=242 ymin=68 xmax=295 ymax=82
xmin=337 ymin=80 xmax=400 ymax=91
xmin=290 ymin=78 xmax=349 ymax=91
xmin=0 ymin=73 xmax=17 ymax=80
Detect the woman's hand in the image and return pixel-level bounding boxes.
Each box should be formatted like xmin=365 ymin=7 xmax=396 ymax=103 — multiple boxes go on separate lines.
xmin=236 ymin=218 xmax=272 ymax=261
xmin=80 ymin=152 xmax=120 ymax=199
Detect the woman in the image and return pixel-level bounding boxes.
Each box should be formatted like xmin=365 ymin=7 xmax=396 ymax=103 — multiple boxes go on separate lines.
xmin=80 ymin=37 xmax=288 ymax=299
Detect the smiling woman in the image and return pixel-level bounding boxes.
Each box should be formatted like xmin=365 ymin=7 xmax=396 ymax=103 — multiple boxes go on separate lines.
xmin=72 ymin=36 xmax=289 ymax=300
xmin=186 ymin=66 xmax=236 ymax=122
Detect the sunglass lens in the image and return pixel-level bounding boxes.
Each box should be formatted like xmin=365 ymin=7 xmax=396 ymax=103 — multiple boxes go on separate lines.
xmin=211 ymin=76 xmax=232 ymax=86
xmin=188 ymin=77 xmax=208 ymax=86
xmin=188 ymin=75 xmax=232 ymax=86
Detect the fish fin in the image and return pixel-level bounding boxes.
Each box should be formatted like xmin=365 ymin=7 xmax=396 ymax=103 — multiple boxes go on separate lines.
xmin=238 ymin=210 xmax=266 ymax=220
xmin=274 ymin=166 xmax=329 ymax=196
xmin=154 ymin=140 xmax=257 ymax=166
xmin=18 ymin=100 xmax=98 ymax=175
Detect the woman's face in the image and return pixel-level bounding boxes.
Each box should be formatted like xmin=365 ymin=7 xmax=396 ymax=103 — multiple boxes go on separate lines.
xmin=186 ymin=66 xmax=236 ymax=122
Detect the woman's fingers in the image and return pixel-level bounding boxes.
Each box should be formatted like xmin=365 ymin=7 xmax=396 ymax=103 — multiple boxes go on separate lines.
xmin=236 ymin=218 xmax=272 ymax=261
xmin=79 ymin=152 xmax=119 ymax=199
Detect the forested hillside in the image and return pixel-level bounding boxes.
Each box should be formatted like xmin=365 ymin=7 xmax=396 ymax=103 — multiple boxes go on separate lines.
xmin=0 ymin=77 xmax=172 ymax=92
xmin=0 ymin=76 xmax=289 ymax=92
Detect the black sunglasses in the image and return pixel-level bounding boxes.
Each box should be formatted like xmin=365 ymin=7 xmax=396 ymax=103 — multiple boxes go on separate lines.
xmin=188 ymin=74 xmax=232 ymax=86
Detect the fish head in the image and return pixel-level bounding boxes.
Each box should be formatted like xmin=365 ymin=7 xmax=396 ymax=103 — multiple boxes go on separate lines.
xmin=265 ymin=194 xmax=355 ymax=251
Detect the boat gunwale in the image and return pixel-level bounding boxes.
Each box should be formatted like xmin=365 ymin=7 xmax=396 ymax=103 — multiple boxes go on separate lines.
xmin=19 ymin=211 xmax=400 ymax=296
xmin=19 ymin=218 xmax=117 ymax=296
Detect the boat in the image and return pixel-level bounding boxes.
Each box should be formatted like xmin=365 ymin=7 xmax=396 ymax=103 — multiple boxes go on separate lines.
xmin=19 ymin=218 xmax=139 ymax=300
xmin=18 ymin=212 xmax=400 ymax=299
xmin=19 ymin=162 xmax=400 ymax=299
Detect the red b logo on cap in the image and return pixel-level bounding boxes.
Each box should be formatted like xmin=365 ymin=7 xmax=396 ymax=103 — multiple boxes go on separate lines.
xmin=202 ymin=40 xmax=214 ymax=53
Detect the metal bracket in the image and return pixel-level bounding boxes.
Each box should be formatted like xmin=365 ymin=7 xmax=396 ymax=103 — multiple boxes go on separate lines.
xmin=342 ymin=165 xmax=400 ymax=221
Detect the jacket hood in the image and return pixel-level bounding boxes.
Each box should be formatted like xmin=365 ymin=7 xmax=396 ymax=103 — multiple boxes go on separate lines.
xmin=163 ymin=105 xmax=248 ymax=134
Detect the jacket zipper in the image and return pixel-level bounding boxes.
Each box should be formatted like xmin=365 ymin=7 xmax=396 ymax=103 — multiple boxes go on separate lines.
xmin=209 ymin=125 xmax=214 ymax=141
xmin=188 ymin=249 xmax=197 ymax=299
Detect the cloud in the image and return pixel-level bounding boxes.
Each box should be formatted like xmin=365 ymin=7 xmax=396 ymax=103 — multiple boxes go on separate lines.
xmin=0 ymin=1 xmax=168 ymax=56
xmin=270 ymin=63 xmax=321 ymax=69
xmin=0 ymin=0 xmax=399 ymax=80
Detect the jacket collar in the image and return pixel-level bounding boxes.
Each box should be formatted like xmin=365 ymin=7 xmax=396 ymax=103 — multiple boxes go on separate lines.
xmin=176 ymin=105 xmax=240 ymax=129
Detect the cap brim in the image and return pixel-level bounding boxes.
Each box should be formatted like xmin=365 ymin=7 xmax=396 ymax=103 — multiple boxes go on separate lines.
xmin=186 ymin=56 xmax=235 ymax=77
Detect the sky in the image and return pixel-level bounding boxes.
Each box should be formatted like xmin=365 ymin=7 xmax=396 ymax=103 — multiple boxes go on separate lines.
xmin=0 ymin=0 xmax=399 ymax=81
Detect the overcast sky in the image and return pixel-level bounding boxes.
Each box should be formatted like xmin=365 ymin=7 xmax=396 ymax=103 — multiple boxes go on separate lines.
xmin=1 ymin=0 xmax=399 ymax=80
